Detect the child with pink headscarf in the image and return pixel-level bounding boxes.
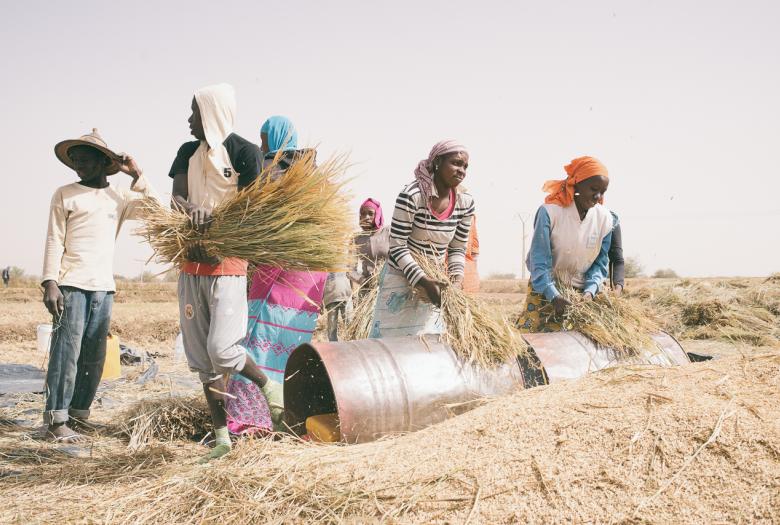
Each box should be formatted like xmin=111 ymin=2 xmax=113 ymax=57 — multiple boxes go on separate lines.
xmin=348 ymin=198 xmax=390 ymax=295
xmin=324 ymin=198 xmax=390 ymax=341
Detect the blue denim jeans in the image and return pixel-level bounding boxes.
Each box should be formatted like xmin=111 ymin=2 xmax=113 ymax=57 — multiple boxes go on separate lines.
xmin=43 ymin=287 xmax=114 ymax=425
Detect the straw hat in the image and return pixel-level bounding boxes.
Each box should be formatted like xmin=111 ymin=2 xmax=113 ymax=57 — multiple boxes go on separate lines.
xmin=54 ymin=128 xmax=121 ymax=175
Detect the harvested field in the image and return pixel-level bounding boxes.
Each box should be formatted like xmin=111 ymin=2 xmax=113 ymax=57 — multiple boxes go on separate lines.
xmin=625 ymin=277 xmax=780 ymax=346
xmin=0 ymin=277 xmax=778 ymax=524
xmin=2 ymin=350 xmax=778 ymax=523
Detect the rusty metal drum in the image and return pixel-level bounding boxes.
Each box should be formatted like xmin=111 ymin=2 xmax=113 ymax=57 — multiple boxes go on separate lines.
xmin=520 ymin=331 xmax=689 ymax=385
xmin=283 ymin=335 xmax=525 ymax=443
xmin=284 ymin=331 xmax=688 ymax=444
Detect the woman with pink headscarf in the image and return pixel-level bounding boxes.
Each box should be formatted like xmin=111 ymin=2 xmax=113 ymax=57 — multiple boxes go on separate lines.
xmin=370 ymin=140 xmax=475 ymax=338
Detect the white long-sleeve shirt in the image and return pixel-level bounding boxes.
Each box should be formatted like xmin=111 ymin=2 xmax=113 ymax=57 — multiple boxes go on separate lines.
xmin=42 ymin=176 xmax=155 ymax=292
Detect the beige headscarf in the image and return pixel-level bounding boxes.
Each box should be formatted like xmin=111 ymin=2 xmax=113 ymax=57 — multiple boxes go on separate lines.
xmin=187 ymin=83 xmax=238 ymax=210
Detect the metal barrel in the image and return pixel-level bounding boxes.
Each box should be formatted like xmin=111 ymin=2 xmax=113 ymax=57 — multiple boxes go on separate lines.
xmin=283 ymin=335 xmax=525 ymax=443
xmin=519 ymin=331 xmax=689 ymax=386
xmin=283 ymin=331 xmax=688 ymax=443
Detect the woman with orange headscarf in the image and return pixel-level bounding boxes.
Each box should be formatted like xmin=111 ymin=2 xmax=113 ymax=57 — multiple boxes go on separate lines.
xmin=516 ymin=156 xmax=617 ymax=333
xmin=463 ymin=215 xmax=480 ymax=293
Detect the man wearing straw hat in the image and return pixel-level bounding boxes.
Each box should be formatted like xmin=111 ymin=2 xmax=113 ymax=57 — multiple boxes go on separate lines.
xmin=168 ymin=83 xmax=284 ymax=462
xmin=42 ymin=129 xmax=154 ymax=442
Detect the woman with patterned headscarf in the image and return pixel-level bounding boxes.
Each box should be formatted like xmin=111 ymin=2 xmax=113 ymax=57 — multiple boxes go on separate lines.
xmin=370 ymin=140 xmax=475 ymax=338
xmin=516 ymin=156 xmax=617 ymax=333
xmin=224 ymin=116 xmax=327 ymax=434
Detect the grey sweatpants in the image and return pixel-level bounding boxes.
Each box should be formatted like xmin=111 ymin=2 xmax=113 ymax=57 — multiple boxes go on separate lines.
xmin=178 ymin=273 xmax=248 ymax=383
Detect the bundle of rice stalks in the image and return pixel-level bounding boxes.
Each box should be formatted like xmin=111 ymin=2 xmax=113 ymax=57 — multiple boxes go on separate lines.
xmin=122 ymin=396 xmax=211 ymax=450
xmin=414 ymin=256 xmax=526 ymax=368
xmin=137 ymin=150 xmax=353 ymax=271
xmin=342 ymin=272 xmax=380 ymax=341
xmin=557 ymin=283 xmax=661 ymax=355
xmin=681 ymin=299 xmax=726 ymax=326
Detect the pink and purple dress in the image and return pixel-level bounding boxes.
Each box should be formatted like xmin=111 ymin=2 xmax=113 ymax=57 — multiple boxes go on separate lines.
xmin=226 ymin=265 xmax=326 ymax=433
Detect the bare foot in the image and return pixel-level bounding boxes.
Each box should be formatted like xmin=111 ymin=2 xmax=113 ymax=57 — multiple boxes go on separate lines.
xmin=46 ymin=423 xmax=88 ymax=443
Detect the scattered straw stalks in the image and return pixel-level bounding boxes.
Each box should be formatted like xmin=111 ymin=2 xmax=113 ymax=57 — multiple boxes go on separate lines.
xmin=557 ymin=283 xmax=661 ymax=355
xmin=6 ymin=445 xmax=176 ymax=487
xmin=137 ymin=150 xmax=353 ymax=271
xmin=100 ymin=436 xmax=459 ymax=524
xmin=121 ymin=396 xmax=211 ymax=450
xmin=414 ymin=256 xmax=526 ymax=368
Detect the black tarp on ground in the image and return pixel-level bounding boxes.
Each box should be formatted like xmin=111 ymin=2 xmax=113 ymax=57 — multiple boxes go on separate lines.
xmin=0 ymin=364 xmax=45 ymax=394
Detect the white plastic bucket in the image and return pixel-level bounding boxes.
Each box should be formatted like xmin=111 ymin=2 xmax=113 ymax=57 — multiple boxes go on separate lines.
xmin=36 ymin=323 xmax=53 ymax=354
xmin=174 ymin=332 xmax=185 ymax=362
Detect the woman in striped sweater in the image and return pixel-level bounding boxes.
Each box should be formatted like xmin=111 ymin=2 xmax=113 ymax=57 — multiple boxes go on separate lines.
xmin=370 ymin=140 xmax=475 ymax=338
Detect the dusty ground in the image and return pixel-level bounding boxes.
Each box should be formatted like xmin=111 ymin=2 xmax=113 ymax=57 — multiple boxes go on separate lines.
xmin=0 ymin=277 xmax=777 ymax=523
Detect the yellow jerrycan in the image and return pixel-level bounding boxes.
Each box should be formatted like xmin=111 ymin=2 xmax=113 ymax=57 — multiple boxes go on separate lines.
xmin=101 ymin=333 xmax=122 ymax=380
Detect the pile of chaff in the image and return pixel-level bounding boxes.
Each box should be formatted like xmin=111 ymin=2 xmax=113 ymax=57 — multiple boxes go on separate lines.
xmin=5 ymin=351 xmax=779 ymax=524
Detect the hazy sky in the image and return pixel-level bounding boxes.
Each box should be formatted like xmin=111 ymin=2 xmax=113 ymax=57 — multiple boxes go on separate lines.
xmin=1 ymin=0 xmax=778 ymax=279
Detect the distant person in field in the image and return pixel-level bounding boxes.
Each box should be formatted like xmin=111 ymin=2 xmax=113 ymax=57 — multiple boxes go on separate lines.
xmin=224 ymin=116 xmax=326 ymax=434
xmin=348 ymin=198 xmax=390 ymax=298
xmin=463 ymin=216 xmax=480 ymax=292
xmin=2 ymin=266 xmax=9 ymax=288
xmin=323 ymin=271 xmax=352 ymax=341
xmin=457 ymin=185 xmax=480 ymax=293
xmin=516 ymin=156 xmax=617 ymax=333
xmin=608 ymin=218 xmax=624 ymax=295
xmin=169 ymin=86 xmax=285 ymax=461
xmin=42 ymin=129 xmax=153 ymax=442
xmin=370 ymin=140 xmax=475 ymax=338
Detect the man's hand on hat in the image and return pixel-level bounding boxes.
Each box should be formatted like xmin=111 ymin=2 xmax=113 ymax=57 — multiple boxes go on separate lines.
xmin=116 ymin=153 xmax=143 ymax=180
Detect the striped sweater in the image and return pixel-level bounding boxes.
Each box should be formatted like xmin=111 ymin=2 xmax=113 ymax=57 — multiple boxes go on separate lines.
xmin=388 ymin=181 xmax=476 ymax=287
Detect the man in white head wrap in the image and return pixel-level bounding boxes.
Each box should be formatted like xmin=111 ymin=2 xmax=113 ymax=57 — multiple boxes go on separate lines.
xmin=168 ymin=83 xmax=284 ymax=462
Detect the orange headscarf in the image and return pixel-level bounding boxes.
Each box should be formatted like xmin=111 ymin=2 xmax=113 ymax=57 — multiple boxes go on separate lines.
xmin=542 ymin=156 xmax=609 ymax=207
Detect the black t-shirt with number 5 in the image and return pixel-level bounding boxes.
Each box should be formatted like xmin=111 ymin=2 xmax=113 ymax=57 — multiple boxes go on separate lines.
xmin=168 ymin=133 xmax=263 ymax=189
